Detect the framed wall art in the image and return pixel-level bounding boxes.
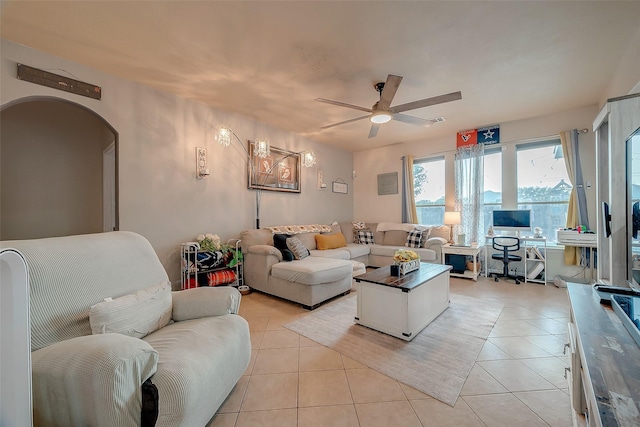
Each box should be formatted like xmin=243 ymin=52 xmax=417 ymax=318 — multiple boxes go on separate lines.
xmin=332 ymin=179 xmax=348 ymax=194
xmin=248 ymin=142 xmax=301 ymax=193
xmin=377 ymin=172 xmax=398 ymax=195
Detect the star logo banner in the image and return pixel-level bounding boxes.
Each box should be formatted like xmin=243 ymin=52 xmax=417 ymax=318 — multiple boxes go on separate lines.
xmin=477 ymin=125 xmax=500 ymax=145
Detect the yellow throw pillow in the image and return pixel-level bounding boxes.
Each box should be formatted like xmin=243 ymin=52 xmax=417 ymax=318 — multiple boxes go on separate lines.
xmin=315 ymin=233 xmax=347 ymax=250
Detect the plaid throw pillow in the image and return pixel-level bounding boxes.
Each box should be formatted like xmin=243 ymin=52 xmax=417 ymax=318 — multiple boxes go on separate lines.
xmin=357 ymin=229 xmax=375 ymax=245
xmin=405 ymin=229 xmax=423 ymax=248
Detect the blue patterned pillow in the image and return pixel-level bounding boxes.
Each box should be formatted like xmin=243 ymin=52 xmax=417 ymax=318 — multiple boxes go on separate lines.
xmin=286 ymin=236 xmax=310 ymax=260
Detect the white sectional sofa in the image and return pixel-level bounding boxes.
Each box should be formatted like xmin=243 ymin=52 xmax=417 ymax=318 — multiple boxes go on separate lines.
xmin=240 ymin=222 xmax=449 ymax=309
xmin=336 ymin=222 xmax=450 ymax=266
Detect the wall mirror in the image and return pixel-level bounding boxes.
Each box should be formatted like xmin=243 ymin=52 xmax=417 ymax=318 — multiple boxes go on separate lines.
xmin=627 ymin=127 xmax=640 ymax=289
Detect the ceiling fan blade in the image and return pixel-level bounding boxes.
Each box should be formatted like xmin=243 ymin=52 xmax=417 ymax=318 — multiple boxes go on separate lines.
xmin=377 ymin=74 xmax=402 ymax=110
xmin=392 ymin=114 xmax=436 ymax=127
xmin=320 ymin=115 xmax=370 ymax=130
xmin=316 ymin=98 xmax=372 ymax=113
xmin=390 ymin=91 xmax=462 ymax=114
xmin=368 ymin=124 xmax=381 ymax=138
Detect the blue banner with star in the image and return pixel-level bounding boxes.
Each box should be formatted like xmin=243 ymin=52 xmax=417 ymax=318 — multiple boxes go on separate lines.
xmin=477 ymin=125 xmax=500 ymax=145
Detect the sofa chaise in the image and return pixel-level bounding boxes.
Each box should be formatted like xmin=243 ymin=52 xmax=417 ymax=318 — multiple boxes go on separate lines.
xmin=1 ymin=231 xmax=251 ymax=427
xmin=240 ymin=222 xmax=449 ymax=309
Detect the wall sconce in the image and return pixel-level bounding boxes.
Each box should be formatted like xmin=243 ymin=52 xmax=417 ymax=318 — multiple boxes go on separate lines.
xmin=196 ymin=147 xmax=210 ymax=179
xmin=301 ymin=150 xmax=317 ymax=168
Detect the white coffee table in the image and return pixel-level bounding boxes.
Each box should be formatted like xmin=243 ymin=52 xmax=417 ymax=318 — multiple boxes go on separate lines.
xmin=354 ymin=263 xmax=451 ymax=341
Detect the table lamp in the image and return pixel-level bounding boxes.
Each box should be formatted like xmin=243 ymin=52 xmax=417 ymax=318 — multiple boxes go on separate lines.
xmin=444 ymin=211 xmax=461 ymax=244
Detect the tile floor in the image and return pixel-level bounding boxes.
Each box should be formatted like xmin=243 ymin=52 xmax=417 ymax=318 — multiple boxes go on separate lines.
xmin=208 ymin=276 xmax=573 ymax=427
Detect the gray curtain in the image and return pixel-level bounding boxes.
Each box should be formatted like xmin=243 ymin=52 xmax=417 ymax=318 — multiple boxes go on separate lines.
xmin=561 ymin=129 xmax=588 ymax=265
xmin=455 ymin=144 xmax=485 ymax=244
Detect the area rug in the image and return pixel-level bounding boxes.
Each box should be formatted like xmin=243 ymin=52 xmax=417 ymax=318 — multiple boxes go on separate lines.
xmin=285 ymin=292 xmax=503 ymax=406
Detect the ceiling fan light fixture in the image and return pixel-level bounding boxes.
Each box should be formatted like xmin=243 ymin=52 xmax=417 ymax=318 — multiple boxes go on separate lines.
xmin=370 ymin=112 xmax=392 ymax=124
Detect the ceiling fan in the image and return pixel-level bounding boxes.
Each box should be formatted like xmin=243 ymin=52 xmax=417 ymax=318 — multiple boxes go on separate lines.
xmin=316 ymin=74 xmax=462 ymax=138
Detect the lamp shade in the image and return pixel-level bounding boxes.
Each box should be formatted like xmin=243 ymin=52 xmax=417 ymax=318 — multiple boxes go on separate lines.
xmin=444 ymin=211 xmax=461 ymax=225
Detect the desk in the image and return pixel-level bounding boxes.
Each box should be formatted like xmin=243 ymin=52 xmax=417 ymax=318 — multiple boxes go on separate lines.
xmin=483 ymin=236 xmax=547 ymax=284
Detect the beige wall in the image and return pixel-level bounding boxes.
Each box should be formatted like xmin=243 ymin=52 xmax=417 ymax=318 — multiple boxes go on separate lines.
xmin=600 ymin=26 xmax=640 ymax=104
xmin=354 ymin=105 xmax=599 ymax=225
xmin=0 ymin=40 xmax=354 ymax=284
xmin=1 ymin=100 xmax=113 ymax=239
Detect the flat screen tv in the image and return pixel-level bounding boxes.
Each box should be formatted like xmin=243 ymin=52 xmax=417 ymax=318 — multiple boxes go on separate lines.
xmin=492 ymin=209 xmax=531 ymax=233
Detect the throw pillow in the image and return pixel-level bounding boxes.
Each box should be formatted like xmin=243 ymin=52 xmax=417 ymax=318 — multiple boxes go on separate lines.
xmin=357 ymin=229 xmax=375 ymax=245
xmin=352 ymin=221 xmax=367 ymax=230
xmin=286 ymin=236 xmax=310 ymax=260
xmin=352 ymin=221 xmax=367 ymax=244
xmin=420 ymin=227 xmax=431 ymax=246
xmin=405 ymin=229 xmax=423 ymax=248
xmin=315 ymin=232 xmax=347 ymax=250
xmin=273 ymin=233 xmax=295 ymax=261
xmin=89 ymin=281 xmax=172 ymax=339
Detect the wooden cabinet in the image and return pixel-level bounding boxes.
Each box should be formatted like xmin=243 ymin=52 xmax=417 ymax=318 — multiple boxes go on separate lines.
xmin=567 ymin=283 xmax=640 ymax=426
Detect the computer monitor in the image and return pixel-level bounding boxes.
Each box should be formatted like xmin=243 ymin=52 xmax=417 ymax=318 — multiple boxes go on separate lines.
xmin=492 ymin=209 xmax=532 ymax=234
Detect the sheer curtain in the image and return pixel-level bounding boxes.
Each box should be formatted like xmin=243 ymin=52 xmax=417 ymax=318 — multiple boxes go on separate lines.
xmin=561 ymin=129 xmax=587 ymax=266
xmin=401 ymin=155 xmax=418 ymax=224
xmin=455 ymin=144 xmax=485 ymax=244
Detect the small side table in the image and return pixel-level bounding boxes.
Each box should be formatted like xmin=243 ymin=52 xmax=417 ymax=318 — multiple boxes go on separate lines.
xmin=441 ymin=244 xmax=482 ymax=281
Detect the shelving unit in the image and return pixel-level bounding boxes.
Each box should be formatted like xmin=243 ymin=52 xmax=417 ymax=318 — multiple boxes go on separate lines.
xmin=180 ymin=239 xmax=243 ymax=290
xmin=522 ymin=237 xmax=547 ymax=284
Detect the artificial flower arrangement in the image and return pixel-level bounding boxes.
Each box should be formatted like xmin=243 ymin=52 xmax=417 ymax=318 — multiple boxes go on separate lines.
xmin=393 ymin=249 xmax=421 ymax=275
xmin=393 ymin=249 xmax=420 ymax=263
xmin=196 ymin=233 xmax=225 ymax=252
xmin=196 ymin=234 xmax=242 ymax=268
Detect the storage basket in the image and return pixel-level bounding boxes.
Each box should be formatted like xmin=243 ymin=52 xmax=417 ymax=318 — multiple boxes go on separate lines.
xmin=398 ymin=259 xmax=420 ymax=275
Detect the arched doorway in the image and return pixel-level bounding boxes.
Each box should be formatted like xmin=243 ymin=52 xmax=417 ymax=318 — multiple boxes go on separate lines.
xmin=0 ymin=97 xmax=118 ymax=240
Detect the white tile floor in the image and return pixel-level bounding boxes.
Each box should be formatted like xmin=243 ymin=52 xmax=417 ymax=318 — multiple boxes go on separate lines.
xmin=208 ymin=276 xmax=573 ymax=427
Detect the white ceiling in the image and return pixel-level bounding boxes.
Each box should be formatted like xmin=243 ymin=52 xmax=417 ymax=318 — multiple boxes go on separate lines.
xmin=2 ymin=1 xmax=639 ymax=152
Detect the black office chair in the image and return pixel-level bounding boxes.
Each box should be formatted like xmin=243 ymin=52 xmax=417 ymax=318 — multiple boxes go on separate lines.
xmin=491 ymin=237 xmax=522 ymax=284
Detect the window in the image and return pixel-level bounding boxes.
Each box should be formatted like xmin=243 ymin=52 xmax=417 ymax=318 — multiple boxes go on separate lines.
xmin=516 ymin=139 xmax=572 ymax=239
xmin=413 ymin=156 xmax=445 ymax=225
xmin=482 ymin=147 xmax=502 ymax=235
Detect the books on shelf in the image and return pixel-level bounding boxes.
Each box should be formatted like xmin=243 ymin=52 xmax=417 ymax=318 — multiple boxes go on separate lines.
xmin=526 ymin=246 xmax=545 ymax=260
xmin=527 ymin=262 xmax=545 ymax=279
